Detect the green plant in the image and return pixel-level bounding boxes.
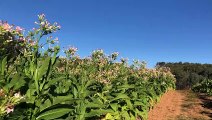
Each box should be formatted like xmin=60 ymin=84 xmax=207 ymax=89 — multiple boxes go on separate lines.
xmin=0 ymin=14 xmax=176 ymax=120
xmin=192 ymin=79 xmax=212 ymax=95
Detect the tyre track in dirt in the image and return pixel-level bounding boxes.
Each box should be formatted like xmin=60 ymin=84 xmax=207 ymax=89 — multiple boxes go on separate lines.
xmin=148 ymin=90 xmax=212 ymax=120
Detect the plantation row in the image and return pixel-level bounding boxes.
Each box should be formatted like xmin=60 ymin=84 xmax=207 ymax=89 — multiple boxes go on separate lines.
xmin=0 ymin=15 xmax=176 ymax=120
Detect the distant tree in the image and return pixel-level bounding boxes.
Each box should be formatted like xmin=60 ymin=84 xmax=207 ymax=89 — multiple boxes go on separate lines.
xmin=156 ymin=62 xmax=212 ymax=89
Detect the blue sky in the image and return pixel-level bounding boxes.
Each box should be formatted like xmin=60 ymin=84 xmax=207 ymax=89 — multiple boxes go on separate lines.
xmin=0 ymin=0 xmax=212 ymax=68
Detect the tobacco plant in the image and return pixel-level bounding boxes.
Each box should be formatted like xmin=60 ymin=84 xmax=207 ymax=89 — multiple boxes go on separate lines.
xmin=0 ymin=14 xmax=176 ymax=120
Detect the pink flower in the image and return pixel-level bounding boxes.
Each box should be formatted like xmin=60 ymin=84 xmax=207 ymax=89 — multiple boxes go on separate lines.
xmin=6 ymin=105 xmax=14 ymax=114
xmin=2 ymin=23 xmax=12 ymax=31
xmin=29 ymin=40 xmax=36 ymax=46
xmin=15 ymin=26 xmax=23 ymax=33
xmin=18 ymin=37 xmax=25 ymax=42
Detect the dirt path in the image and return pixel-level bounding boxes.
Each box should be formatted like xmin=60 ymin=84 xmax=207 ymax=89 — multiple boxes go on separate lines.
xmin=148 ymin=90 xmax=212 ymax=120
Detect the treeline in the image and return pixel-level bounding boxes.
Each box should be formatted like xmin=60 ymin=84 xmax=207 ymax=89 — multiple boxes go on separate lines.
xmin=156 ymin=62 xmax=212 ymax=89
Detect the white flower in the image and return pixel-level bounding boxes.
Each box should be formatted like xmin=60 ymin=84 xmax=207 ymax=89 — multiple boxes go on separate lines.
xmin=14 ymin=93 xmax=21 ymax=98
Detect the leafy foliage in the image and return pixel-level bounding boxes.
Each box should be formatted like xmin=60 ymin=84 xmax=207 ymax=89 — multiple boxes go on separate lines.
xmin=0 ymin=15 xmax=176 ymax=120
xmin=157 ymin=62 xmax=212 ymax=89
xmin=192 ymin=79 xmax=212 ymax=95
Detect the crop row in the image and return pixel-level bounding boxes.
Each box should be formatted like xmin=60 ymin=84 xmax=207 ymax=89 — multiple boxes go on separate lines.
xmin=0 ymin=14 xmax=176 ymax=120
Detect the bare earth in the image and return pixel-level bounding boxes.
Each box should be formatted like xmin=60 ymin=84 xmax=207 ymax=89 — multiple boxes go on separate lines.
xmin=148 ymin=90 xmax=212 ymax=120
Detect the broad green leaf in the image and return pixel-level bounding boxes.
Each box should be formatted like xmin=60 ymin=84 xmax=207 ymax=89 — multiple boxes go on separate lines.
xmin=85 ymin=102 xmax=104 ymax=108
xmin=36 ymin=108 xmax=72 ymax=120
xmin=117 ymin=84 xmax=134 ymax=89
xmin=45 ymin=76 xmax=66 ymax=87
xmin=125 ymin=99 xmax=133 ymax=109
xmin=73 ymin=86 xmax=78 ymax=98
xmin=84 ymin=109 xmax=113 ymax=118
xmin=40 ymin=99 xmax=52 ymax=112
xmin=9 ymin=74 xmax=26 ymax=90
xmin=105 ymin=113 xmax=114 ymax=119
xmin=121 ymin=111 xmax=131 ymax=120
xmin=110 ymin=103 xmax=118 ymax=111
xmin=38 ymin=57 xmax=51 ymax=80
xmin=26 ymin=89 xmax=36 ymax=103
xmin=111 ymin=94 xmax=129 ymax=101
xmin=53 ymin=95 xmax=74 ymax=105
xmin=1 ymin=56 xmax=7 ymax=75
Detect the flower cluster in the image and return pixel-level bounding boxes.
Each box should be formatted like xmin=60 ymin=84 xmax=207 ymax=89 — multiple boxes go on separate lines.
xmin=64 ymin=46 xmax=78 ymax=57
xmin=120 ymin=57 xmax=128 ymax=64
xmin=0 ymin=21 xmax=12 ymax=32
xmin=0 ymin=21 xmax=26 ymax=57
xmin=0 ymin=21 xmax=24 ymax=35
xmin=35 ymin=14 xmax=61 ymax=35
xmin=0 ymin=90 xmax=24 ymax=116
xmin=111 ymin=52 xmax=119 ymax=59
xmin=91 ymin=49 xmax=104 ymax=59
xmin=59 ymin=49 xmax=176 ymax=85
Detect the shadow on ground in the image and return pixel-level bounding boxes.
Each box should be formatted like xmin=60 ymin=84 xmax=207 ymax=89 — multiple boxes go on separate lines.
xmin=179 ymin=91 xmax=212 ymax=120
xmin=198 ymin=93 xmax=212 ymax=119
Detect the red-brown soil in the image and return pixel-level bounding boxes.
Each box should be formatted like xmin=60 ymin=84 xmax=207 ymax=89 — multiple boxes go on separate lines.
xmin=148 ymin=90 xmax=212 ymax=120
